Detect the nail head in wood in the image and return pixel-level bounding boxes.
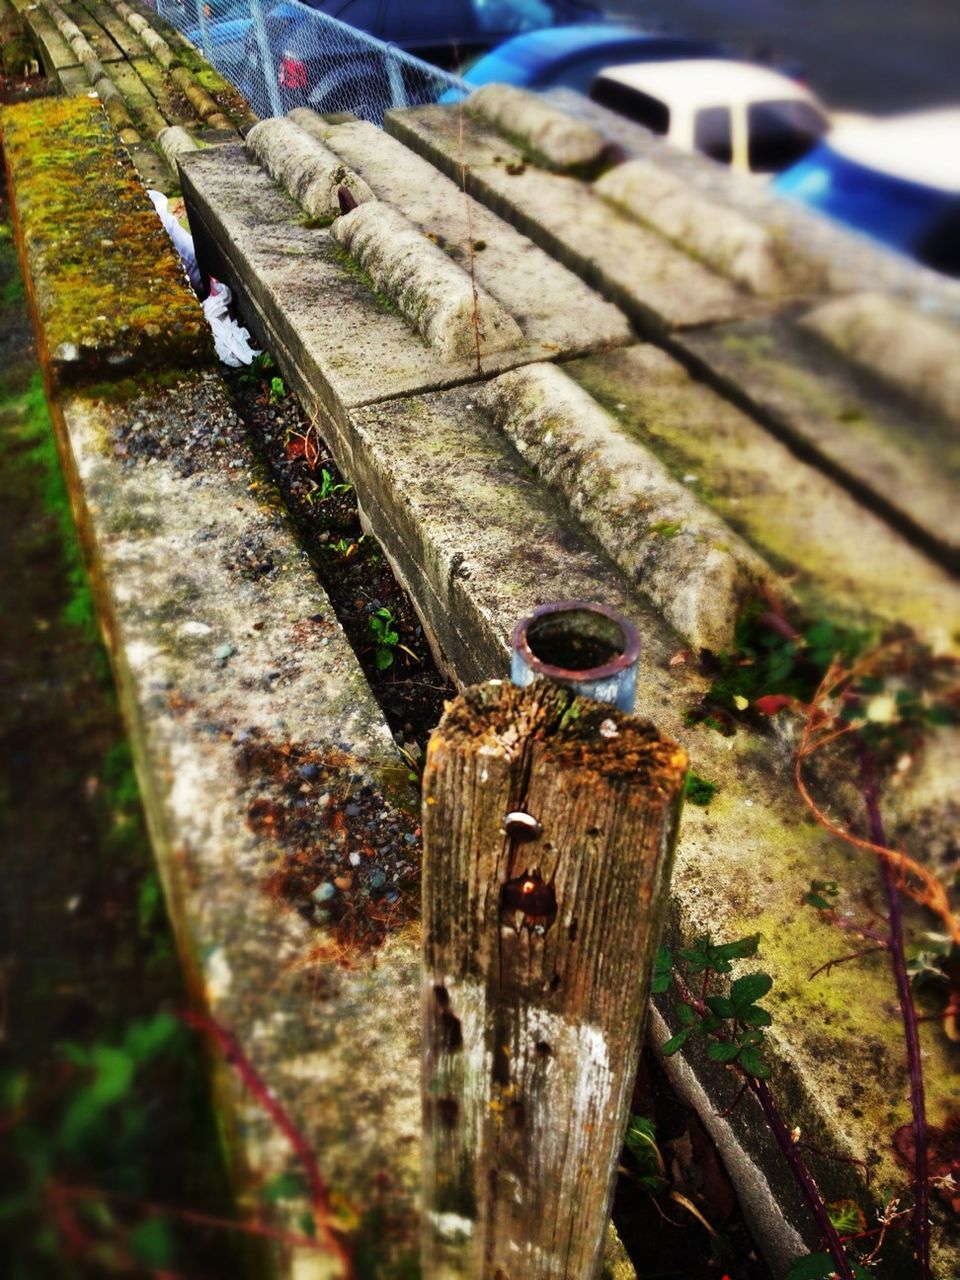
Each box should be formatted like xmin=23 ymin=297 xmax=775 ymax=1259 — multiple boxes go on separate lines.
xmin=502 ymin=810 xmax=542 ymax=842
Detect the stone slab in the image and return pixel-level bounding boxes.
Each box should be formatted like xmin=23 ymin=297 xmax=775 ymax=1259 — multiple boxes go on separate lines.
xmin=679 ymin=316 xmax=960 ymax=568
xmin=475 ymin=359 xmax=783 ymax=652
xmin=566 ymin=344 xmax=960 ymax=650
xmin=547 ymin=88 xmax=960 ymax=322
xmin=1 ymin=96 xmax=209 ymax=383
xmin=801 ymin=291 xmax=960 ymax=429
xmin=61 ymin=0 xmax=125 ymax=60
xmin=79 ymin=0 xmax=148 ymax=58
xmin=22 ymin=2 xmax=77 ymax=74
xmin=178 ymin=141 xmax=631 ymax=415
xmin=290 ymin=111 xmax=635 ymax=361
xmin=385 ymin=103 xmax=754 ymax=335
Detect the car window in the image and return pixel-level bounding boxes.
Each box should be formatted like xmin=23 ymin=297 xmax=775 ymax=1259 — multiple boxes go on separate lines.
xmin=914 ymin=205 xmax=960 ymax=278
xmin=693 ymin=106 xmax=733 ymax=164
xmin=589 ymin=77 xmax=669 ymax=135
xmin=748 ymin=100 xmax=827 ymax=174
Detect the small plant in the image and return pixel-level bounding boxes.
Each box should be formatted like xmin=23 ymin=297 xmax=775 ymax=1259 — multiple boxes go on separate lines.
xmin=305 ymin=468 xmax=352 ymax=506
xmin=368 ymin=607 xmax=399 ymax=671
xmin=684 ymin=771 xmax=718 ymax=806
xmin=269 ymin=376 xmax=287 ymax=405
xmin=657 ymin=934 xmax=773 ymax=1078
xmin=237 ymin=350 xmax=275 ymax=386
xmin=367 ymin=606 xmax=418 ymax=672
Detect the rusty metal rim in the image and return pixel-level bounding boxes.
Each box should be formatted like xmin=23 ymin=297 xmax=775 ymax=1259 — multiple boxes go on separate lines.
xmin=511 ymin=600 xmax=641 ymax=683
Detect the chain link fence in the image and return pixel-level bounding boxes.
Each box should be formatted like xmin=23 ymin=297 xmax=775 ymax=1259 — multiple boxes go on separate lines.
xmin=154 ymin=0 xmax=468 ymax=124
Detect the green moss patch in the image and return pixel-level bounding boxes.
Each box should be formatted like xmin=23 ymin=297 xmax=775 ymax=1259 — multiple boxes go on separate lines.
xmin=0 ymin=96 xmax=212 ymax=387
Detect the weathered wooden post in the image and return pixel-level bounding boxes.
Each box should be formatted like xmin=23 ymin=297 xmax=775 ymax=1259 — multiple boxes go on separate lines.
xmin=421 ymin=603 xmax=688 ymax=1279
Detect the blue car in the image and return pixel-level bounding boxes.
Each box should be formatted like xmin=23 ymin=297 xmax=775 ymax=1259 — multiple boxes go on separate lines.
xmin=236 ymin=0 xmax=605 ymax=120
xmin=774 ymin=111 xmax=960 ymax=278
xmin=458 ymin=21 xmax=723 ymax=92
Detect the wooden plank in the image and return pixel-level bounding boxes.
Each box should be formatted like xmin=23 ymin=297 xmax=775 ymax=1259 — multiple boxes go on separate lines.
xmin=421 ymin=680 xmax=686 ymax=1279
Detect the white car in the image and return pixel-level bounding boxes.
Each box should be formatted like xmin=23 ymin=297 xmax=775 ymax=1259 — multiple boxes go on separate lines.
xmin=589 ymin=58 xmax=830 ymax=177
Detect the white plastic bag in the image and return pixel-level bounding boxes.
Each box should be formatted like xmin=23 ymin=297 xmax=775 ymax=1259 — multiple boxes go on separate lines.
xmin=202 ymin=278 xmax=261 ymax=368
xmin=147 ymin=190 xmax=261 ymax=367
xmin=147 ymin=189 xmax=202 ymax=293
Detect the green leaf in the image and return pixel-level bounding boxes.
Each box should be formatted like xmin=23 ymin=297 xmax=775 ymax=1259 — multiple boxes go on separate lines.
xmin=375 ymin=648 xmax=394 ymax=671
xmin=712 ymin=934 xmax=761 ymax=962
xmin=129 ymin=1218 xmax=175 ymax=1267
xmin=740 ymin=1005 xmax=773 ymax=1028
xmin=650 ymin=972 xmax=672 ymax=994
xmin=826 ymin=1199 xmax=866 ymax=1235
xmin=700 ymin=1014 xmax=723 ymax=1033
xmin=123 ymin=1012 xmax=180 ymax=1061
xmin=676 ymin=1002 xmax=697 ymax=1027
xmin=705 ymin=994 xmax=735 ymax=1019
xmin=660 ymin=1026 xmax=693 ymax=1056
xmin=730 ymin=972 xmax=773 ymax=1009
xmin=706 ymin=1041 xmax=741 ymax=1064
xmin=738 ymin=1047 xmax=772 ymax=1079
xmin=637 ymin=1174 xmax=668 ymax=1195
xmin=738 ymin=1029 xmax=765 ymax=1047
xmin=60 ymin=1047 xmax=135 ymax=1147
xmin=804 ymin=893 xmax=833 ymax=910
xmin=298 ymin=1211 xmax=317 ymax=1238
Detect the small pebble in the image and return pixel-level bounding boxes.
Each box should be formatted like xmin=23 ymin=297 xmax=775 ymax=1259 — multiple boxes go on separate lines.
xmin=369 ymin=868 xmax=387 ymax=890
xmin=299 ymin=763 xmax=319 ymax=781
xmin=348 ymin=851 xmax=361 ymax=866
xmin=311 ymin=881 xmax=336 ymax=903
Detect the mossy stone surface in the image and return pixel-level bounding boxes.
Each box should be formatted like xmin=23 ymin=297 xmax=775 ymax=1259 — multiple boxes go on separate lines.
xmin=1 ymin=95 xmax=211 ymax=385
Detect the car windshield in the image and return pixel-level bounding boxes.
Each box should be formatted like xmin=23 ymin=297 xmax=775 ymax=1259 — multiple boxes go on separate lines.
xmin=748 ymin=100 xmax=827 ymax=174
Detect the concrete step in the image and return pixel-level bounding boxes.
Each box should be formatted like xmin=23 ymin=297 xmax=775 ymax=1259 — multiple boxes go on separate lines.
xmin=389 ymin=97 xmax=960 ymax=573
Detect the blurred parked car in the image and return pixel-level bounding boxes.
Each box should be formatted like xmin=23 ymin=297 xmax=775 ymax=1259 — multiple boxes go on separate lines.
xmin=589 ymin=58 xmax=829 ymax=176
xmin=773 ymin=109 xmax=960 ymax=277
xmin=239 ymin=0 xmax=603 ymax=118
xmin=456 ymin=21 xmax=724 ymax=92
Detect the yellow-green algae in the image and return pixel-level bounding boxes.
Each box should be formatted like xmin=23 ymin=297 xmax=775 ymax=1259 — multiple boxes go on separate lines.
xmin=0 ymin=96 xmax=211 ymax=384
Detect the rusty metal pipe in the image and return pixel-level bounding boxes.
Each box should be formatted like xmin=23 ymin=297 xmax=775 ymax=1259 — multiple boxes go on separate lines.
xmin=510 ymin=600 xmax=640 ymax=712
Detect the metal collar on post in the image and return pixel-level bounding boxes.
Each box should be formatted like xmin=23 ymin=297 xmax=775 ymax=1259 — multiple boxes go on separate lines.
xmin=510 ymin=600 xmax=641 ymax=713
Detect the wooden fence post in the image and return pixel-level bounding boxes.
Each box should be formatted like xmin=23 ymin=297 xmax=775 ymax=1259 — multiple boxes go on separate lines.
xmin=421 ymin=678 xmax=687 ymax=1279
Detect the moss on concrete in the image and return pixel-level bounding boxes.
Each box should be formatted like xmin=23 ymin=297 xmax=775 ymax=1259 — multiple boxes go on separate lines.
xmin=1 ymin=95 xmax=211 ymax=385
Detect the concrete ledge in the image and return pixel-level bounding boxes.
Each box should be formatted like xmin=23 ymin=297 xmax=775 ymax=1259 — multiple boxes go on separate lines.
xmin=476 ymin=361 xmax=784 ymax=651
xmin=566 ymin=345 xmax=960 ymax=649
xmin=594 ymin=158 xmax=821 ymax=298
xmin=680 ymin=318 xmax=960 ymax=568
xmin=331 ymin=200 xmax=523 ymax=362
xmin=178 ymin=140 xmax=631 ymax=413
xmin=801 ymin=292 xmax=960 ymax=428
xmin=468 ymin=82 xmax=608 ymax=170
xmin=0 ymin=96 xmax=210 ymax=383
xmin=385 ymin=102 xmax=752 ymax=334
xmin=286 ymin=110 xmax=633 ymax=358
xmin=246 ymin=116 xmax=375 ymax=218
